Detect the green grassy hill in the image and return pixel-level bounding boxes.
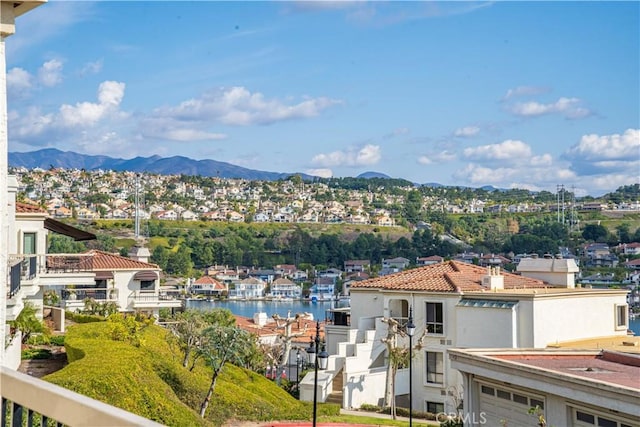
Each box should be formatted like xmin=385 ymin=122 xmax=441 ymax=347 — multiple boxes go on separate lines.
xmin=44 ymin=322 xmax=336 ymax=426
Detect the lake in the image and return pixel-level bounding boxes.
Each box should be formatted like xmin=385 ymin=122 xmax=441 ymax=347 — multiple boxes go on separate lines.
xmin=630 ymin=316 xmax=640 ymax=336
xmin=185 ymin=299 xmax=342 ymax=322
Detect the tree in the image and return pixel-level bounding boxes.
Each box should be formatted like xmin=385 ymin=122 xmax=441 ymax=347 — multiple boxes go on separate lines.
xmin=582 ymin=223 xmax=609 ymax=242
xmin=170 ymin=310 xmax=208 ymax=369
xmin=197 ymin=325 xmax=254 ymax=417
xmin=380 ymin=317 xmax=425 ymax=419
xmin=10 ymin=302 xmax=49 ymax=343
xmin=271 ymin=312 xmax=311 ymax=383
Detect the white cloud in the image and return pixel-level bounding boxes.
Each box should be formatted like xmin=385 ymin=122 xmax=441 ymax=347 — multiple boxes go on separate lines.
xmin=156 ymin=86 xmax=341 ymax=126
xmin=306 ymin=168 xmax=333 ymax=178
xmin=565 ymin=129 xmax=639 ymax=160
xmin=463 ymin=140 xmax=532 ymax=161
xmin=7 ymin=68 xmax=33 ymax=95
xmin=38 ymin=59 xmax=64 ymax=87
xmin=311 ymin=144 xmax=381 ymax=167
xmin=508 ymin=97 xmax=591 ymax=119
xmin=80 ymin=59 xmax=103 ymax=76
xmin=502 ymin=86 xmax=549 ymax=100
xmin=418 ymin=156 xmax=432 ymax=165
xmin=59 ymin=81 xmax=125 ymax=126
xmin=454 ymin=126 xmax=480 ymax=137
xmin=161 ymin=129 xmax=227 ymax=142
xmin=453 ymin=163 xmax=577 ymax=187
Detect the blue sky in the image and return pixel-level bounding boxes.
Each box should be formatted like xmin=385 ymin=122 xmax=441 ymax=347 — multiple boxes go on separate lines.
xmin=5 ymin=1 xmax=639 ymax=196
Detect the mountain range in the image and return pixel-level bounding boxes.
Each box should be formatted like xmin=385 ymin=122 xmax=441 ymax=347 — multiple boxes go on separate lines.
xmin=9 ymin=148 xmax=320 ymax=181
xmin=9 ymin=148 xmax=489 ymax=189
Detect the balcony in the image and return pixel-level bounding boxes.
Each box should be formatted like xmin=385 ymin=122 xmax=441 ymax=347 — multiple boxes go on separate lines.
xmin=1 ymin=366 xmax=162 ymax=426
xmin=130 ymin=291 xmax=182 ymax=309
xmin=61 ymin=287 xmax=118 ymax=312
xmin=8 ymin=253 xmax=97 ymax=289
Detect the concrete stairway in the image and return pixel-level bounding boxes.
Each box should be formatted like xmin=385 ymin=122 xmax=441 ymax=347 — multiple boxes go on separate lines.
xmin=325 ymin=369 xmax=343 ymax=405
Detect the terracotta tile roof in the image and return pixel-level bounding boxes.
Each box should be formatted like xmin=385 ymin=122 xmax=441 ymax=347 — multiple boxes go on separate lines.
xmin=16 ymin=201 xmax=46 ymax=214
xmin=87 ymin=250 xmax=160 ymax=270
xmin=234 ymin=314 xmax=325 ymax=343
xmin=193 ymin=275 xmax=225 ymax=290
xmin=349 ymin=260 xmax=545 ymax=293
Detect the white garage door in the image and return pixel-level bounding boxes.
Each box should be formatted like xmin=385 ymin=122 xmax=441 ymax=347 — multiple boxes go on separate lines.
xmin=478 ymin=383 xmax=545 ymax=427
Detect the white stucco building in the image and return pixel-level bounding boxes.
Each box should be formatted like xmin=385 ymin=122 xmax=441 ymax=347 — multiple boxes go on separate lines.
xmin=300 ymin=259 xmax=631 ymax=416
xmin=449 ymin=348 xmax=639 ymax=427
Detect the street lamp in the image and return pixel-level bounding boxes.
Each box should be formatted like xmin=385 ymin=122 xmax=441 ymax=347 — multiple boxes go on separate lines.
xmin=309 ymin=321 xmax=328 ymax=427
xmin=296 ymin=349 xmax=302 ymax=392
xmin=406 ymin=307 xmax=416 ymax=427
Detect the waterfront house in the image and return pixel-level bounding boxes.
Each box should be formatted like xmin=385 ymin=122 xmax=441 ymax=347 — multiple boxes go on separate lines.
xmin=190 ymin=275 xmax=227 ymax=296
xmin=309 ymin=278 xmax=335 ymax=302
xmin=301 ymin=258 xmax=631 ymax=415
xmin=231 ymin=277 xmax=266 ymax=300
xmin=270 ymin=278 xmax=302 ymax=300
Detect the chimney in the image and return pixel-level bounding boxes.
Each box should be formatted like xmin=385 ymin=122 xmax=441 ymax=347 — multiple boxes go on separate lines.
xmin=482 ymin=266 xmax=504 ymax=290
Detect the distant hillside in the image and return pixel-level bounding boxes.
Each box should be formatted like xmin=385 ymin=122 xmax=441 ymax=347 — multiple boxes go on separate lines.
xmin=9 ymin=148 xmax=315 ymax=181
xmin=357 ymin=171 xmax=391 ymax=179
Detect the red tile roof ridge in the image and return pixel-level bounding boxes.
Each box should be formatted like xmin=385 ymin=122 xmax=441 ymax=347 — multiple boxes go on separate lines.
xmin=16 ymin=201 xmax=46 ymax=214
xmin=86 ymin=249 xmax=160 ymax=270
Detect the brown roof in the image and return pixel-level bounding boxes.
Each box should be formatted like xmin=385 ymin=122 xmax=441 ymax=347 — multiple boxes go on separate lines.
xmin=234 ymin=314 xmax=325 ymax=343
xmin=350 ymin=260 xmax=545 ymax=293
xmin=16 ymin=201 xmax=45 ymax=214
xmin=87 ymin=250 xmax=160 ymax=270
xmin=194 ymin=275 xmax=225 ymax=290
xmin=495 ymin=351 xmax=640 ymax=390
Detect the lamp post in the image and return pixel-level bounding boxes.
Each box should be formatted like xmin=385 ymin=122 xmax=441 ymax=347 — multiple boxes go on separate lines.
xmin=406 ymin=307 xmax=416 ymax=427
xmin=296 ymin=349 xmax=302 ymax=392
xmin=309 ymin=321 xmax=328 ymax=427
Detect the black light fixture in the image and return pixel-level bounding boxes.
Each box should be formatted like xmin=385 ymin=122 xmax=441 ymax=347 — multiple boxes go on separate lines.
xmin=296 ymin=348 xmax=303 ymax=393
xmin=311 ymin=321 xmax=328 ymax=427
xmin=406 ymin=306 xmax=416 ymax=427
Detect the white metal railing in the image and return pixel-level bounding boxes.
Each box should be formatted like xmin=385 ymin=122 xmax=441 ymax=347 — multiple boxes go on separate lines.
xmin=1 ymin=367 xmax=163 ymax=426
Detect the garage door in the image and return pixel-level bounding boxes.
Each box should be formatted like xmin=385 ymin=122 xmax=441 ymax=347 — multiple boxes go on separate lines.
xmin=478 ymin=383 xmax=545 ymax=427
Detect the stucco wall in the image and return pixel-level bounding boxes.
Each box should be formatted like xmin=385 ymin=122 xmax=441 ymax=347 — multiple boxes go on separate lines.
xmin=456 ymin=306 xmax=516 ymax=348
xmin=349 ymin=291 xmax=383 ymax=329
xmin=531 ymin=292 xmax=628 ymax=347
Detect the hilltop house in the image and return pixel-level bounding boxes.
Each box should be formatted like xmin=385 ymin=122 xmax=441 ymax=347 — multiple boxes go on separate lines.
xmin=299 ymin=258 xmax=631 ymax=416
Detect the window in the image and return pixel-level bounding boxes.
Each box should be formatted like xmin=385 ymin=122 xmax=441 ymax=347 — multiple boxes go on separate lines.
xmin=576 ymin=411 xmax=595 ymax=424
xmin=616 ymin=304 xmax=628 ymax=329
xmin=426 ymin=302 xmax=444 ymax=334
xmin=481 ymin=385 xmax=494 ymax=396
xmin=513 ymin=393 xmax=528 ymax=405
xmin=427 ymin=401 xmax=444 ymax=414
xmin=530 ymin=399 xmax=544 ymax=410
xmin=23 ymin=232 xmax=36 ymax=254
xmin=140 ymin=280 xmax=155 ymax=290
xmin=426 ymin=351 xmax=444 ymax=384
xmin=496 ymin=389 xmax=511 ymax=400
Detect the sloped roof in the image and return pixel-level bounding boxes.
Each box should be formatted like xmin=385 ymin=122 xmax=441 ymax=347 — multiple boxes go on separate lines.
xmin=87 ymin=250 xmax=160 ymax=271
xmin=16 ymin=201 xmax=45 ymax=213
xmin=349 ymin=260 xmax=545 ymax=293
xmin=194 ymin=275 xmax=226 ymax=290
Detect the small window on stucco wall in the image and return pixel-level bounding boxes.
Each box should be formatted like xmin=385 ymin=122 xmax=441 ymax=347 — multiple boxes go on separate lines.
xmin=140 ymin=280 xmax=155 ymax=291
xmin=615 ymin=304 xmax=628 ymax=330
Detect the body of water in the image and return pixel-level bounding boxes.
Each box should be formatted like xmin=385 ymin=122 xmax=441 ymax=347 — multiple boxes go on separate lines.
xmin=630 ymin=316 xmax=640 ymax=336
xmin=185 ymin=299 xmax=341 ymax=322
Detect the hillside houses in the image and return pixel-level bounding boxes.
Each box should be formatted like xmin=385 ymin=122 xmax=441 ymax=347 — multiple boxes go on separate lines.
xmin=13 ymin=168 xmax=636 ymax=228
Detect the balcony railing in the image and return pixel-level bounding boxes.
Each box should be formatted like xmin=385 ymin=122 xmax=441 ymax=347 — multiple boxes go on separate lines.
xmin=8 ymin=253 xmax=96 ymax=277
xmin=1 ymin=366 xmax=163 ymax=426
